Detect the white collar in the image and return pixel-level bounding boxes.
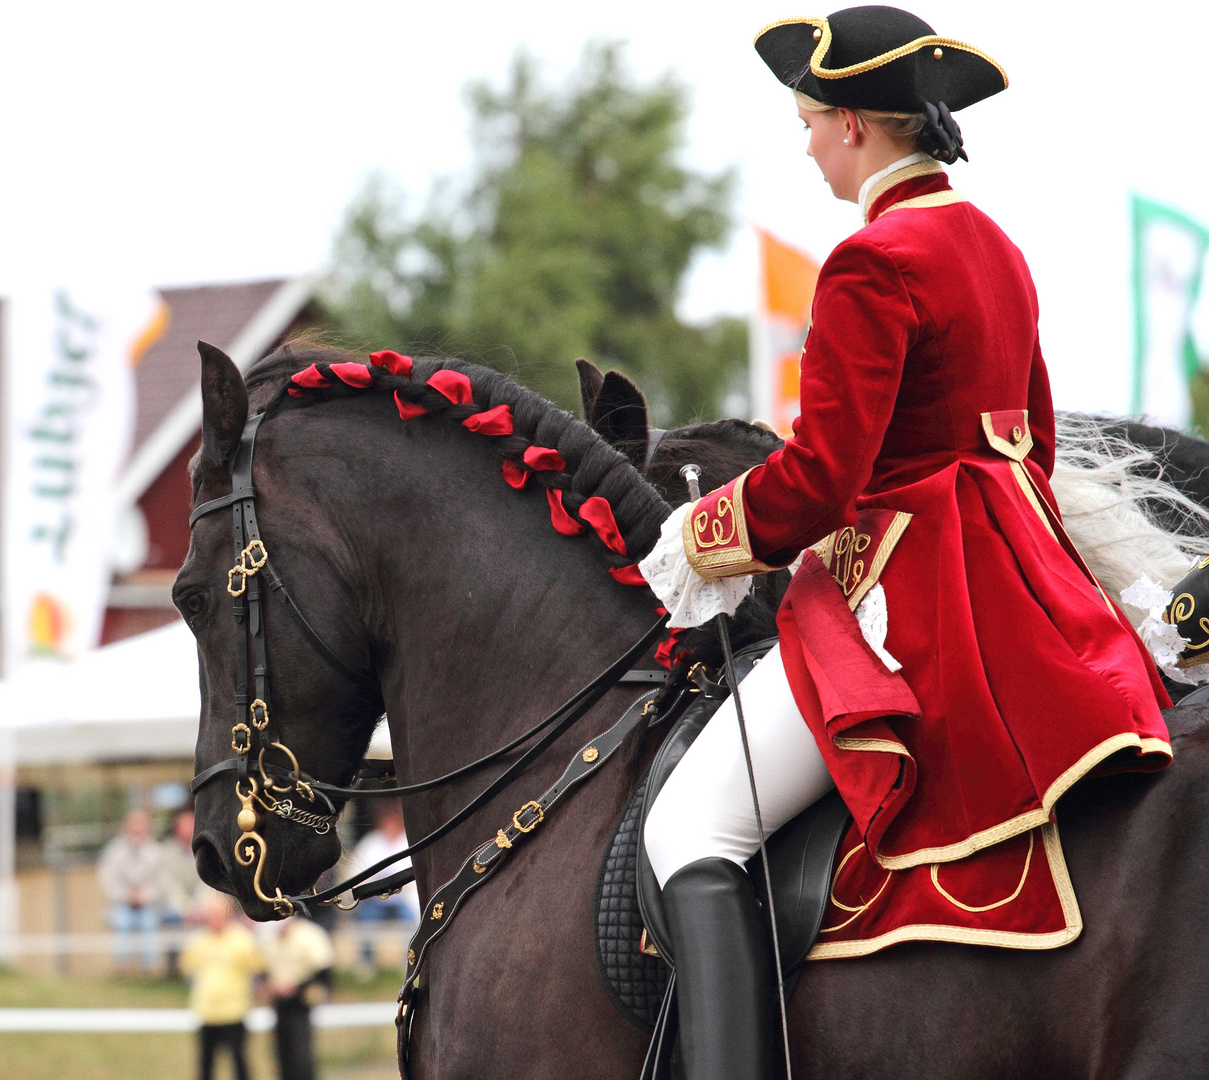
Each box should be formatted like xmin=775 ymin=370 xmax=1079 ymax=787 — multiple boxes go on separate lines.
xmin=857 ymin=152 xmax=933 ymax=218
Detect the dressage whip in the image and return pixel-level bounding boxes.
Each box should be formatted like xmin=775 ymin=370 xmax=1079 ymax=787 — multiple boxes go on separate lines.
xmin=680 ymin=464 xmax=793 ymax=1079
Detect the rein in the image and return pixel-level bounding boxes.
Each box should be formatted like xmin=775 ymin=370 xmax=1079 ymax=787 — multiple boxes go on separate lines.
xmin=189 ymin=401 xmax=669 ymax=917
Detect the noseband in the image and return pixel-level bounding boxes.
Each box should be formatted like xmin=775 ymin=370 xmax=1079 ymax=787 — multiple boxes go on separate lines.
xmin=188 ymin=401 xmax=670 ymax=919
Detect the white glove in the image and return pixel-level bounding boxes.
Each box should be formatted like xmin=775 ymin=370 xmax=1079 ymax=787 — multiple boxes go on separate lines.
xmin=639 ymin=503 xmax=752 ymax=628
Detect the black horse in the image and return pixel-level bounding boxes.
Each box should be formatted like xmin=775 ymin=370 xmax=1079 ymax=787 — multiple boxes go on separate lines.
xmin=182 ymin=342 xmax=1209 ymax=1079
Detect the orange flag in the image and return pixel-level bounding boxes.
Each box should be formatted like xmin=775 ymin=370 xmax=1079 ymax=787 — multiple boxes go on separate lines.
xmin=750 ymin=228 xmax=819 ymax=437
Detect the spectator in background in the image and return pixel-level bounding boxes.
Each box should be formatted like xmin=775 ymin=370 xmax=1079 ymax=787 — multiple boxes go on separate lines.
xmin=97 ymin=807 xmax=163 ymax=975
xmin=181 ymin=893 xmax=265 ymax=1080
xmin=160 ymin=808 xmax=207 ymax=978
xmin=260 ymin=918 xmax=336 ymax=1080
xmin=350 ymin=802 xmax=419 ymax=975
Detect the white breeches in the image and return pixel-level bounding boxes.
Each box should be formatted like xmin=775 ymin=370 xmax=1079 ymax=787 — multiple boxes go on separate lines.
xmin=643 ymin=643 xmax=836 ymax=888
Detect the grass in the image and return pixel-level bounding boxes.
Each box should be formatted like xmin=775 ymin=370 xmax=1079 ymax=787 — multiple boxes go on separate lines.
xmin=0 ymin=967 xmax=403 ymax=1080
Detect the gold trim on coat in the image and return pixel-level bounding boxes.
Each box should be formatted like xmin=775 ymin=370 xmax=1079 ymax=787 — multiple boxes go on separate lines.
xmin=980 ymin=411 xmax=1034 ymax=461
xmin=833 ymin=737 xmax=910 ymax=754
xmin=929 ymin=830 xmax=1033 ymax=913
xmin=1009 ymin=460 xmax=1058 ymax=542
xmin=807 ymin=822 xmax=1080 ymax=959
xmin=862 ymin=159 xmax=944 ymax=222
xmin=873 ymin=731 xmax=1171 ymax=870
xmin=980 ymin=410 xmax=1116 ymax=616
xmin=878 ymin=189 xmax=967 ymax=217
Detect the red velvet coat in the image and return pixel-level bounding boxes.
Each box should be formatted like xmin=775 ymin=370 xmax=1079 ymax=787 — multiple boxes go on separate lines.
xmin=688 ymin=164 xmax=1171 ymax=869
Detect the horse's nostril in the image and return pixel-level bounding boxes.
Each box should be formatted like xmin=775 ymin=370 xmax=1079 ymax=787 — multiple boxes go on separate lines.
xmin=192 ymin=835 xmax=235 ymax=895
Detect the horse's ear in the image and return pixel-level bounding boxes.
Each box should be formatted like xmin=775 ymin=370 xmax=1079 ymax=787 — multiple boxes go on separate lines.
xmin=198 ymin=341 xmax=248 ymax=470
xmin=576 ymin=358 xmax=605 ymax=421
xmin=591 ymin=370 xmax=650 ymax=466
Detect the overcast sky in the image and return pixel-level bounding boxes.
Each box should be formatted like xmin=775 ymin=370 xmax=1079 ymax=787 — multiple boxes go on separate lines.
xmin=2 ymin=0 xmax=1206 ymax=415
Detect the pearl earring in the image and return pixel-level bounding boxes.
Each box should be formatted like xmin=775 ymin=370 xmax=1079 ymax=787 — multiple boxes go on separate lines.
xmin=843 ymin=138 xmax=849 ymax=144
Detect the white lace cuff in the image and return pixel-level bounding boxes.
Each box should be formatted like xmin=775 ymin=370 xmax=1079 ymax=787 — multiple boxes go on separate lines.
xmin=1120 ymin=574 xmax=1200 ymax=685
xmin=639 ymin=504 xmax=752 ymax=628
xmin=854 ymin=583 xmax=901 ymax=672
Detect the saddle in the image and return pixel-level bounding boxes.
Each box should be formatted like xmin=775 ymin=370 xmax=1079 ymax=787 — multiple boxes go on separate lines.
xmin=593 ymin=640 xmax=851 ymax=1045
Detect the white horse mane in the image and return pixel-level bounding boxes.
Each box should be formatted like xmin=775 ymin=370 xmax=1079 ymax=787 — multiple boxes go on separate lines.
xmin=1052 ymin=415 xmax=1209 ymax=633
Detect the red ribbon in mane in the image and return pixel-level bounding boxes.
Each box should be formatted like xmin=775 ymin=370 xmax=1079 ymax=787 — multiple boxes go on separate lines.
xmin=547 ymin=489 xmax=586 ymax=536
xmin=524 ymin=446 xmax=565 ymax=472
xmin=291 ymin=364 xmax=331 ymax=389
xmin=370 ymin=350 xmax=414 ymax=376
xmin=608 ymin=564 xmax=647 ymax=586
xmin=501 ymin=459 xmax=529 ymax=489
xmin=395 ymin=391 xmax=428 ymax=421
xmin=579 ymin=497 xmax=626 ymax=555
xmin=463 ymin=404 xmax=515 ymax=436
xmin=330 ymin=362 xmax=374 ymax=388
xmin=428 ymin=369 xmax=474 ymax=405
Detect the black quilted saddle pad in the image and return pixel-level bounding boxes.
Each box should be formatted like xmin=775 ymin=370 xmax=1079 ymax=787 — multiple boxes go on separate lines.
xmin=594 ymin=769 xmax=669 ymax=1031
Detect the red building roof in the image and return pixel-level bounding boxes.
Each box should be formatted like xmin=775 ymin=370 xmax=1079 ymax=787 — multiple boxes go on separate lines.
xmin=102 ymin=277 xmax=318 ymax=644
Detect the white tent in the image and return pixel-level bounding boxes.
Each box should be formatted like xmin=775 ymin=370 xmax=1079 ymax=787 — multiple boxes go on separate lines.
xmin=0 ymin=620 xmax=391 ymax=961
xmin=0 ymin=621 xmax=201 ymax=766
xmin=0 ymin=620 xmax=391 ymax=765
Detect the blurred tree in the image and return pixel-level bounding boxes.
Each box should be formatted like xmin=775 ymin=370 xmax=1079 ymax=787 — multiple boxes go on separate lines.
xmin=321 ymin=43 xmax=747 ymax=424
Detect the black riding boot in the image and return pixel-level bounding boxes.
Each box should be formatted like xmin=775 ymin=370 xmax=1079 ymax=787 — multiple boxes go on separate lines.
xmin=662 ymin=857 xmax=780 ymax=1080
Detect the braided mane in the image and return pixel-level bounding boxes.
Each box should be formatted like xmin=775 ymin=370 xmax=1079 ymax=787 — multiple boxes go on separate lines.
xmin=245 ymin=342 xmax=672 ymax=568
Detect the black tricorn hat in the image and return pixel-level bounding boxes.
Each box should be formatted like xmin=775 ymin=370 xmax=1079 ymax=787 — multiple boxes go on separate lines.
xmin=755 ymin=6 xmax=1007 ymax=113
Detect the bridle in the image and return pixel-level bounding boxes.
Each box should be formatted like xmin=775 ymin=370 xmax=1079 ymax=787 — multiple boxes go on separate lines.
xmin=188 ymin=407 xmax=382 ymax=914
xmin=188 ymin=400 xmax=668 ymax=918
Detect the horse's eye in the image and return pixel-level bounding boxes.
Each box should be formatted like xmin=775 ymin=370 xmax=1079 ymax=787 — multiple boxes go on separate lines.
xmin=185 ymin=593 xmax=205 ymax=616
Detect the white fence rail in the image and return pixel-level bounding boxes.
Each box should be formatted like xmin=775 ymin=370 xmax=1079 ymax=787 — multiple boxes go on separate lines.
xmin=0 ymin=1001 xmax=397 ymax=1032
xmin=6 ymin=923 xmax=414 ymax=957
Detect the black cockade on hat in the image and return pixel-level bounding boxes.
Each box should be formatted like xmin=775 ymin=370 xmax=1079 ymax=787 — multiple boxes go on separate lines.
xmin=754 ymin=5 xmax=1007 ymax=114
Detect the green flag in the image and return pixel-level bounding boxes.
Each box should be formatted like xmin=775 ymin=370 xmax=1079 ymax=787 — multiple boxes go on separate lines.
xmin=1131 ymin=194 xmax=1209 ymax=430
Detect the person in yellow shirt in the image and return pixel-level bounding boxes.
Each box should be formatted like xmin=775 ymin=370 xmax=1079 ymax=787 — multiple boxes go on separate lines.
xmin=260 ymin=918 xmax=336 ymax=1080
xmin=180 ymin=893 xmax=266 ymax=1080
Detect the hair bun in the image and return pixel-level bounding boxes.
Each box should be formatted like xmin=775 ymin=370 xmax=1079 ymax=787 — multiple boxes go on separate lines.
xmin=920 ymin=101 xmax=968 ymax=164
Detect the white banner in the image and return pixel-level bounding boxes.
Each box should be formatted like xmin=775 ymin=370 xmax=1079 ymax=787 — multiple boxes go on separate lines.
xmin=1 ymin=285 xmax=163 ymax=676
xmin=1131 ymin=195 xmax=1209 ymax=430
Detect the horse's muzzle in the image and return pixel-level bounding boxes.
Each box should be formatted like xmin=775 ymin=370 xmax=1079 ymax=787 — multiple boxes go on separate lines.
xmin=192 ymin=832 xmax=237 ymax=896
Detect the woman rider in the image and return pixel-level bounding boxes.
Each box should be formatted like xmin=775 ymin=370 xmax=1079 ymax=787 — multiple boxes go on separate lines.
xmin=639 ymin=8 xmax=1173 ymax=1078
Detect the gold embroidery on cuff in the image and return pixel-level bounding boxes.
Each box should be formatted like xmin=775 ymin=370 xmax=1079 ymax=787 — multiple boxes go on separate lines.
xmin=683 ymin=470 xmax=780 ymax=581
xmin=812 ymin=510 xmax=912 ymax=610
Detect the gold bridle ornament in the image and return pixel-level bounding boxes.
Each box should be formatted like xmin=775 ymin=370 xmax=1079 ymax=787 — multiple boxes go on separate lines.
xmin=234 ymin=777 xmax=296 ymax=917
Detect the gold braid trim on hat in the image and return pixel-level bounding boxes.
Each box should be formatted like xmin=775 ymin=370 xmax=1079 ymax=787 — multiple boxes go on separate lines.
xmin=753 ymin=15 xmax=826 ymax=44
xmin=754 ymin=17 xmax=1008 ymax=90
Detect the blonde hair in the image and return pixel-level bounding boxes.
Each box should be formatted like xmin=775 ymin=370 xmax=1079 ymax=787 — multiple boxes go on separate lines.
xmin=794 ymin=89 xmax=925 ymax=145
